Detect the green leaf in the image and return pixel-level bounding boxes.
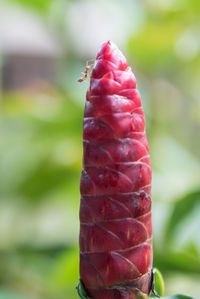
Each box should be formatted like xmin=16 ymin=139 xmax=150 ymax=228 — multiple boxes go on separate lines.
xmin=166 ymin=189 xmax=200 ymax=240
xmin=162 ymin=295 xmax=194 ymax=299
xmin=76 ymin=281 xmax=90 ymax=299
xmin=151 ymin=268 xmax=165 ymax=297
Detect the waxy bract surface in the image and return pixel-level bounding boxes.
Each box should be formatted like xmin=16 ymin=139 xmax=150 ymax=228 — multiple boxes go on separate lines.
xmin=80 ymin=41 xmax=152 ymax=299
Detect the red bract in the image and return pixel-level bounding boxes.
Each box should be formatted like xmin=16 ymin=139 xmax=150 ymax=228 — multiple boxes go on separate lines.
xmin=79 ymin=41 xmax=152 ymax=299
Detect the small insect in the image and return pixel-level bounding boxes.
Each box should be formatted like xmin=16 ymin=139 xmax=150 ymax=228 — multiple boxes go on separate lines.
xmin=77 ymin=59 xmax=94 ymax=83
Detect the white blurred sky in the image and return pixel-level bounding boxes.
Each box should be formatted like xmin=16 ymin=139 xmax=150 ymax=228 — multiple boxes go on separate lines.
xmin=0 ymin=0 xmax=145 ymax=57
xmin=66 ymin=0 xmax=145 ymax=57
xmin=0 ymin=1 xmax=60 ymax=56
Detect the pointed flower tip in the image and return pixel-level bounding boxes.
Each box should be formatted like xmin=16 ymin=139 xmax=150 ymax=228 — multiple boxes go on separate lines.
xmin=105 ymin=40 xmax=115 ymax=48
xmin=96 ymin=40 xmax=128 ymax=70
xmin=97 ymin=40 xmax=118 ymax=57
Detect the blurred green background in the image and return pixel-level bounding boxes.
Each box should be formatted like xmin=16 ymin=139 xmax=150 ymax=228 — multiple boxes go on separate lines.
xmin=0 ymin=0 xmax=200 ymax=298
